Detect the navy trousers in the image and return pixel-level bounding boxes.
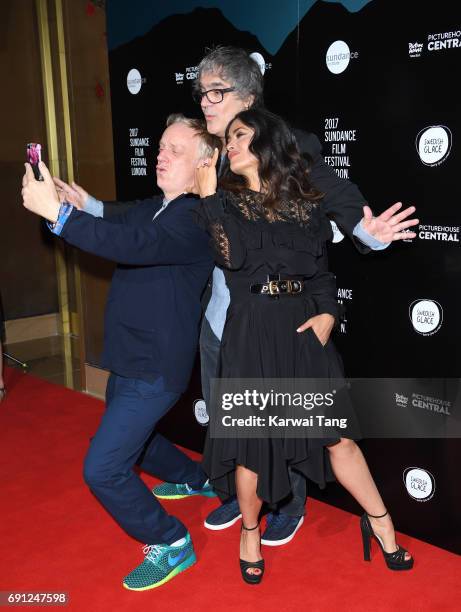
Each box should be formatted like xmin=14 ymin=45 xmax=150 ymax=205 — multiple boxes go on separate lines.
xmin=83 ymin=373 xmax=207 ymax=545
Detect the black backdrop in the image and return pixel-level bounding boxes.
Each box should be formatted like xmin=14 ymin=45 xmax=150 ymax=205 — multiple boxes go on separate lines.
xmin=104 ymin=0 xmax=461 ymax=554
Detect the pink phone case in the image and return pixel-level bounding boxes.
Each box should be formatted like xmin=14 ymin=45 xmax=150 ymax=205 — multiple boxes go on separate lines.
xmin=27 ymin=143 xmax=43 ymax=180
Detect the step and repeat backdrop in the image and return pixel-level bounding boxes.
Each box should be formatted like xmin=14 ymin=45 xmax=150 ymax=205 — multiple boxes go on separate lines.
xmin=104 ymin=0 xmax=460 ymax=554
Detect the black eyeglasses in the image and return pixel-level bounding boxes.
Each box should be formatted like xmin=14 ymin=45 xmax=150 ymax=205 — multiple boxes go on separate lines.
xmin=192 ymin=87 xmax=236 ymax=104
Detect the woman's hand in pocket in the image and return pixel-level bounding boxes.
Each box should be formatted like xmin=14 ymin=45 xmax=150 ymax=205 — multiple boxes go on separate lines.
xmin=296 ymin=313 xmax=335 ymax=346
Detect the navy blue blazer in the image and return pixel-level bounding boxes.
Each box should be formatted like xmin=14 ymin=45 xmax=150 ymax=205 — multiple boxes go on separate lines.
xmin=60 ymin=194 xmax=213 ymax=392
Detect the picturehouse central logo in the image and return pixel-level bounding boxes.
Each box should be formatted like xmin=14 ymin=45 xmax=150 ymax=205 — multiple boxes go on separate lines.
xmin=127 ymin=68 xmax=144 ymax=95
xmin=409 ymin=299 xmax=443 ymax=336
xmin=403 ymin=467 xmax=435 ymax=502
xmin=326 ymin=40 xmax=358 ymax=74
xmin=416 ymin=125 xmax=452 ymax=166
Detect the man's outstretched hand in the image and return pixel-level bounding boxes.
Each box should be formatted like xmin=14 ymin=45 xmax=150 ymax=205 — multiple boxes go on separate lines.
xmin=361 ymin=203 xmax=418 ymax=243
xmin=22 ymin=162 xmax=61 ymax=222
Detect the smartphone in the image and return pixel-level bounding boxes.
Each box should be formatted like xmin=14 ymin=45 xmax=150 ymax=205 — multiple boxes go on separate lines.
xmin=27 ymin=143 xmax=44 ymax=181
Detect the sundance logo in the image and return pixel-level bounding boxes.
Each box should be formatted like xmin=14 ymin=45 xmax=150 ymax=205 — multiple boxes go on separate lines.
xmin=249 ymin=52 xmax=272 ymax=75
xmin=416 ymin=125 xmax=452 ymax=166
xmin=403 ymin=467 xmax=435 ymax=502
xmin=409 ymin=299 xmax=443 ymax=336
xmin=326 ymin=40 xmax=358 ymax=74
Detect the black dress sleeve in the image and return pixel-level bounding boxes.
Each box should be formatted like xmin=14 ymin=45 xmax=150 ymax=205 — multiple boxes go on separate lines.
xmin=300 ymin=206 xmax=340 ymax=322
xmin=193 ymin=191 xmax=246 ymax=270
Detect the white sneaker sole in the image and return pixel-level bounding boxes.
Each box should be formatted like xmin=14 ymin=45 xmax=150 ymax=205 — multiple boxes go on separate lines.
xmin=261 ymin=515 xmax=304 ymax=546
xmin=204 ymin=513 xmax=242 ymax=531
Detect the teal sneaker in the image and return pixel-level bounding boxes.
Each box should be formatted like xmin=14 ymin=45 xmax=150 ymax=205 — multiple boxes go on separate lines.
xmin=123 ymin=532 xmax=196 ymax=591
xmin=152 ymin=480 xmax=217 ymax=500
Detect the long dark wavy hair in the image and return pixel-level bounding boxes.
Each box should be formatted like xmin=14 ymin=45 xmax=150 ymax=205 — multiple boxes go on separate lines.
xmin=220 ymin=108 xmax=323 ymax=208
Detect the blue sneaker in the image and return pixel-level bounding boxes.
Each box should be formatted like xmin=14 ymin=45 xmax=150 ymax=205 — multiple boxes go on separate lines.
xmin=204 ymin=498 xmax=242 ymax=530
xmin=152 ymin=480 xmax=216 ymax=500
xmin=123 ymin=532 xmax=196 ymax=591
xmin=261 ymin=513 xmax=304 ymax=546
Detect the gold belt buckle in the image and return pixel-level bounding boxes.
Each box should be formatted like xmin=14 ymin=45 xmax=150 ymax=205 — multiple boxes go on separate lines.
xmin=268 ymin=280 xmax=280 ymax=295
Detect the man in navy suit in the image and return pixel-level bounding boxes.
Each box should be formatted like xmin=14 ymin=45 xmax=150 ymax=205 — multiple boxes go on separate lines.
xmin=21 ymin=115 xmax=220 ymax=591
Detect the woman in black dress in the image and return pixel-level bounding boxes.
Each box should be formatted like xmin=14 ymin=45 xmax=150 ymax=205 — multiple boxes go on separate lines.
xmin=195 ymin=108 xmax=414 ymax=583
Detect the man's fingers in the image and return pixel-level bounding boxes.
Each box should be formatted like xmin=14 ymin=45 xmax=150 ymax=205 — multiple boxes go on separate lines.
xmin=53 ymin=177 xmax=72 ymax=192
xmin=393 ymin=231 xmax=417 ymax=241
xmin=72 ymin=182 xmax=87 ymax=198
xmin=362 ymin=205 xmax=373 ymax=221
xmin=38 ymin=161 xmax=53 ymax=184
xmin=24 ymin=163 xmax=34 ymax=182
xmin=55 ymin=187 xmax=67 ymax=204
xmin=378 ymin=202 xmax=403 ymax=222
xmin=387 ymin=205 xmax=417 ymax=226
xmin=392 ymin=219 xmax=419 ymax=233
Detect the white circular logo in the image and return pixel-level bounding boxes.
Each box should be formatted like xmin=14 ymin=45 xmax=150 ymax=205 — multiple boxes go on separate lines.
xmin=409 ymin=299 xmax=443 ymax=335
xmin=127 ymin=68 xmax=143 ymax=95
xmin=416 ymin=125 xmax=452 ymax=166
xmin=330 ymin=220 xmax=345 ymax=243
xmin=250 ymin=52 xmax=266 ymax=75
xmin=193 ymin=399 xmax=209 ymax=426
xmin=403 ymin=467 xmax=435 ymax=502
xmin=326 ymin=40 xmax=351 ymax=74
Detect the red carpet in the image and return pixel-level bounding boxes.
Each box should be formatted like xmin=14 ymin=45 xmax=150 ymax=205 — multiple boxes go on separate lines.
xmin=1 ymin=367 xmax=460 ymax=611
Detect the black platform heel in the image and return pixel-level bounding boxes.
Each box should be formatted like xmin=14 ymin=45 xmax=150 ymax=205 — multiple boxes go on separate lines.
xmin=360 ymin=511 xmax=414 ymax=571
xmin=239 ymin=522 xmax=265 ymax=584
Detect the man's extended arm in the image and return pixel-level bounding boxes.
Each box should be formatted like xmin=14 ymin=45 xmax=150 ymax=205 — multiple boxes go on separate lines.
xmin=293 ymin=129 xmax=377 ymax=252
xmin=53 ymin=176 xmax=150 ymax=221
xmin=56 ymin=206 xmax=210 ymax=265
xmin=86 ymin=197 xmax=146 ymax=220
xmin=293 ymin=129 xmax=418 ymax=247
xmin=22 ymin=162 xmax=209 ymax=266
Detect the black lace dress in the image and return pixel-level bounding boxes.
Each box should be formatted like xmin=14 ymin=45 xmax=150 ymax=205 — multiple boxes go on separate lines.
xmin=195 ymin=189 xmax=347 ymax=504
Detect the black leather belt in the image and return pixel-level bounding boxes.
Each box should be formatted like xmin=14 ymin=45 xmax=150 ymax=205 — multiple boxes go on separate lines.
xmin=250 ymin=275 xmax=304 ymax=296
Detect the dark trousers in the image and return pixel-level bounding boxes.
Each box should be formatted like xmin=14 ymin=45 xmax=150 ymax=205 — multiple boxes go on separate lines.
xmin=83 ymin=373 xmax=207 ymax=545
xmin=199 ymin=316 xmax=307 ymax=517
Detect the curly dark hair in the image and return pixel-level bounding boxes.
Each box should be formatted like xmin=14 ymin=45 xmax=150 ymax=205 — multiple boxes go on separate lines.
xmin=220 ymin=108 xmax=323 ymax=208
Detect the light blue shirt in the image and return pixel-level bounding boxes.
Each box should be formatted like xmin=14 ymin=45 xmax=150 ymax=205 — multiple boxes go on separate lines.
xmin=81 ymin=195 xmax=389 ymax=341
xmin=83 ymin=195 xmax=104 ymax=218
xmin=83 ymin=194 xmax=170 ymax=219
